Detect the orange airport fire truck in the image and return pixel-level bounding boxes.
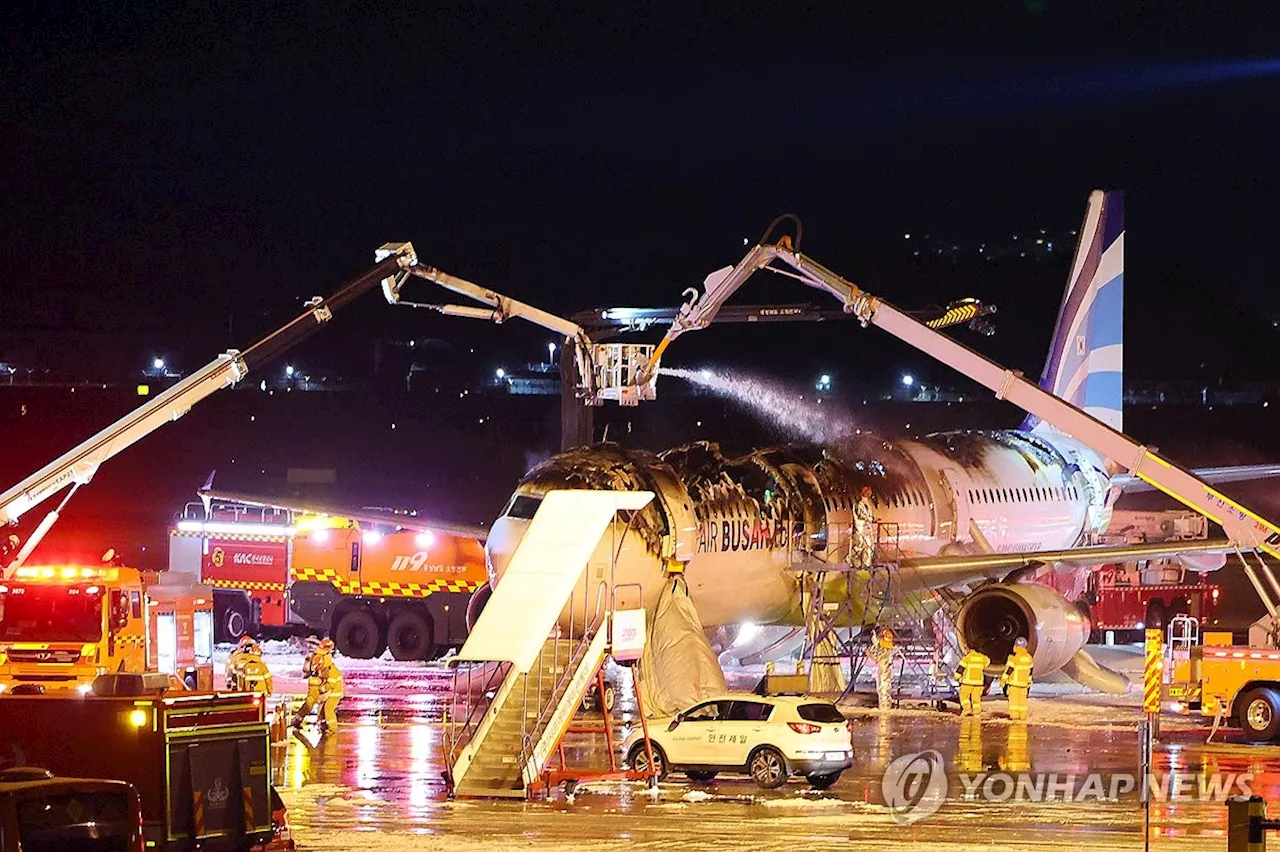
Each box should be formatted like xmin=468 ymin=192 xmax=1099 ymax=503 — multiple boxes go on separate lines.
xmin=170 ymin=494 xmax=489 ymax=661
xmin=0 ymin=562 xmax=215 ymax=694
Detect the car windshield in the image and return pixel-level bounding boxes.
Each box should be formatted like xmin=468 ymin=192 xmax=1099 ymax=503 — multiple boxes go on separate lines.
xmin=17 ymin=787 xmax=135 ymax=852
xmin=0 ymin=585 xmax=104 ymax=643
xmin=797 ymin=703 xmax=845 ymax=724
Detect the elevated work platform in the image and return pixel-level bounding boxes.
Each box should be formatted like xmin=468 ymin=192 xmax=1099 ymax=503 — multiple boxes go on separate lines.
xmin=445 ymin=489 xmax=653 ymax=799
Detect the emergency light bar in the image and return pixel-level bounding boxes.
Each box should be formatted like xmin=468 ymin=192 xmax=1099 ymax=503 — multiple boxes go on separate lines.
xmin=12 ymin=566 xmax=120 ymax=582
xmin=174 ymin=520 xmax=296 ymax=537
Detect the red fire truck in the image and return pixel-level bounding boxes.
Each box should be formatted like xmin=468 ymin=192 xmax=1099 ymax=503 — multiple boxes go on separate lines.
xmin=1082 ymin=511 xmax=1223 ymax=641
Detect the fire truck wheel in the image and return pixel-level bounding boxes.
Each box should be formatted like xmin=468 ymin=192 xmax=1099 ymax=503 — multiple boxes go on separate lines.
xmin=1239 ymin=688 xmax=1280 ymax=743
xmin=388 ymin=611 xmax=436 ymax=661
xmin=334 ymin=609 xmax=385 ymax=659
xmin=222 ymin=600 xmax=250 ymax=642
xmin=466 ymin=584 xmax=492 ymax=633
xmin=1145 ymin=600 xmax=1168 ymax=633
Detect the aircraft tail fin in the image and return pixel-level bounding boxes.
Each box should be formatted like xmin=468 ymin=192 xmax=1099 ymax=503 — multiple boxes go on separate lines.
xmin=1025 ymin=190 xmax=1125 ymax=433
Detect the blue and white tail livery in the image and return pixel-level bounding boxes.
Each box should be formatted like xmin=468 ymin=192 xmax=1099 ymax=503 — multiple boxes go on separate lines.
xmin=1030 ymin=190 xmax=1125 ymax=432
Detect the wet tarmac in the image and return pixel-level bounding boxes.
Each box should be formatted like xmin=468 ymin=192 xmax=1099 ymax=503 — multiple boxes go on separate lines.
xmin=270 ymin=687 xmax=1280 ymax=851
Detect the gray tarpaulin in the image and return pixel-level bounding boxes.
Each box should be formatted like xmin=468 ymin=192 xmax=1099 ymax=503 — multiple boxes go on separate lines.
xmin=635 ymin=576 xmax=727 ymax=717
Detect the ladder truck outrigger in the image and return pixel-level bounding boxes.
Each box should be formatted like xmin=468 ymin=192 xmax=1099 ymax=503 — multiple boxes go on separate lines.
xmin=633 ymin=197 xmax=1280 ymax=741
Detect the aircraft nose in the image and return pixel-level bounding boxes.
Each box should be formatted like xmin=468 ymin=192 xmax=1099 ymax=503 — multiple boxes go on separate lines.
xmin=484 ymin=515 xmax=529 ymax=589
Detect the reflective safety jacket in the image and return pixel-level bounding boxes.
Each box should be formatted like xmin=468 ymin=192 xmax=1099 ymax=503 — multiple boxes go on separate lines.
xmin=1002 ymin=648 xmax=1034 ymax=689
xmin=322 ymin=662 xmax=344 ymax=698
xmin=236 ymin=657 xmax=273 ymax=696
xmin=954 ymin=650 xmax=991 ymax=687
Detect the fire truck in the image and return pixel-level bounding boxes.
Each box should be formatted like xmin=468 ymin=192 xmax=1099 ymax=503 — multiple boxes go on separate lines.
xmin=1082 ymin=510 xmax=1222 ymax=640
xmin=0 ymin=683 xmax=291 ymax=850
xmin=0 ymin=562 xmax=215 ymax=694
xmin=170 ymin=496 xmax=488 ymax=661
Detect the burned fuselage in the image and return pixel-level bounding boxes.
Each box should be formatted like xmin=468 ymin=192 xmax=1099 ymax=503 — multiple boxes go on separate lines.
xmin=486 ymin=429 xmax=1108 ymax=641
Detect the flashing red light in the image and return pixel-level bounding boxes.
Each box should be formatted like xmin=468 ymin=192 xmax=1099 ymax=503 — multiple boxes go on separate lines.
xmin=252 ymin=697 xmax=262 ymax=707
xmin=1212 ymin=588 xmax=1220 ymax=599
xmin=86 ymin=585 xmax=101 ymax=595
xmin=787 ymin=722 xmax=821 ymax=735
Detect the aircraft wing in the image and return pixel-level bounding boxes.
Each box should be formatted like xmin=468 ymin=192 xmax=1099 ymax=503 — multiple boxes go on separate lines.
xmin=1113 ymin=464 xmax=1280 ymax=493
xmin=896 ymin=538 xmax=1234 ymax=591
xmin=197 ymin=486 xmax=490 ymax=543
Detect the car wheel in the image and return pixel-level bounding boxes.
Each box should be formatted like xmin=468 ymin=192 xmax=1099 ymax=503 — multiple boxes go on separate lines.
xmin=628 ymin=743 xmax=668 ymax=781
xmin=601 ymin=683 xmax=616 ymax=712
xmin=685 ymin=770 xmax=717 ymax=783
xmin=749 ymin=746 xmax=788 ymax=789
xmin=807 ymin=772 xmax=840 ymax=790
xmin=1239 ymin=688 xmax=1280 ymax=743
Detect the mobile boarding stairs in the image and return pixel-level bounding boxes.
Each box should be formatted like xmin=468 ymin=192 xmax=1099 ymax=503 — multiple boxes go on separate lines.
xmin=444 ymin=490 xmax=657 ymax=798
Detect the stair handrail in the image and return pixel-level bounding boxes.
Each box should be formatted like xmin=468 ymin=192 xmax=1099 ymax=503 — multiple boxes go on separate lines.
xmin=446 ymin=659 xmax=512 ymax=778
xmin=517 ymin=580 xmax=611 ymax=779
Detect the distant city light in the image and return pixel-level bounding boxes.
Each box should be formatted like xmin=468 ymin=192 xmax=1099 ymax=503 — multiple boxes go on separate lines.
xmin=902 ymin=374 xmax=915 ymax=387
xmin=136 ymin=385 xmax=150 ymax=397
xmin=152 ymin=358 xmax=165 ymax=370
xmin=285 ymin=365 xmax=295 ymax=377
xmin=548 ymin=342 xmax=556 ymax=359
xmin=815 ymin=373 xmax=832 ymax=391
xmin=700 ymin=369 xmax=712 ymax=379
xmin=495 ymin=368 xmax=506 ymax=379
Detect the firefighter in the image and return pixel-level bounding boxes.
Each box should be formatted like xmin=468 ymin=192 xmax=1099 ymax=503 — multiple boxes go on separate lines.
xmin=293 ymin=638 xmax=333 ymax=728
xmin=865 ymin=627 xmax=901 ymax=710
xmin=851 ymin=486 xmax=875 ymax=569
xmin=1000 ymin=636 xmax=1034 ymax=721
xmin=953 ymin=647 xmax=991 ymax=717
xmin=225 ymin=635 xmax=258 ymax=689
xmin=234 ymin=641 xmax=273 ymax=696
xmin=318 ymin=651 xmax=344 ymax=735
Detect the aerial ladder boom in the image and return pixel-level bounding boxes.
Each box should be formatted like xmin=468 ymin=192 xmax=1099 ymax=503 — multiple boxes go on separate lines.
xmin=638 ymin=236 xmax=1280 ymax=568
xmin=0 ymin=244 xmax=421 ymax=571
xmin=378 ymin=251 xmax=657 ymax=406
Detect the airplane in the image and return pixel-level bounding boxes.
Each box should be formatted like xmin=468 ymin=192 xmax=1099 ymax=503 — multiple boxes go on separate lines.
xmin=482 ymin=190 xmax=1272 ymax=695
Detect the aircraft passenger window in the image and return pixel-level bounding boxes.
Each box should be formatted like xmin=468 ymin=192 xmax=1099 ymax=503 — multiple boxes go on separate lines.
xmin=506 ymin=495 xmax=543 ymax=520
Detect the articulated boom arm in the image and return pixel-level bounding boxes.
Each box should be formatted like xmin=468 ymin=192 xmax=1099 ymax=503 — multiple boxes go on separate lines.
xmin=0 ymin=245 xmax=419 ymax=556
xmin=380 ymin=255 xmax=656 ymax=405
xmin=641 ymin=239 xmax=1280 ymax=561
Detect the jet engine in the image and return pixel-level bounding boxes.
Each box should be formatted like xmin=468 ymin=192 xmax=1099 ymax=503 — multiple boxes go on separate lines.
xmin=955 ymin=582 xmax=1090 ymax=676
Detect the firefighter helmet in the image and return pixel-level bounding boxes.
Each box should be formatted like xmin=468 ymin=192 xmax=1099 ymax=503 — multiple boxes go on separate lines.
xmin=859 ymin=485 xmax=873 ymax=499
xmin=237 ymin=635 xmax=257 ymax=651
xmin=318 ymin=638 xmax=336 ymax=653
xmin=1014 ymin=637 xmax=1028 ymax=649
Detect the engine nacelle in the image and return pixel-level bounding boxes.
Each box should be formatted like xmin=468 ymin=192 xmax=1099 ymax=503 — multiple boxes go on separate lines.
xmin=955 ymin=583 xmax=1090 ymax=675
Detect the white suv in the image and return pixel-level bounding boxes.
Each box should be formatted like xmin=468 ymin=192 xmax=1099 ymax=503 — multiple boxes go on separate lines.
xmin=623 ymin=694 xmax=853 ymax=789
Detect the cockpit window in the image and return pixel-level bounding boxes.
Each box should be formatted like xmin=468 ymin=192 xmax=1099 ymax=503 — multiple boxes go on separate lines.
xmin=505 ymin=495 xmax=543 ymax=520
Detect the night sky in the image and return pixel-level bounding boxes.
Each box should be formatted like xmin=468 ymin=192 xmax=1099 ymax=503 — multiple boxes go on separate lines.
xmin=4 ymin=4 xmax=1280 ymax=381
